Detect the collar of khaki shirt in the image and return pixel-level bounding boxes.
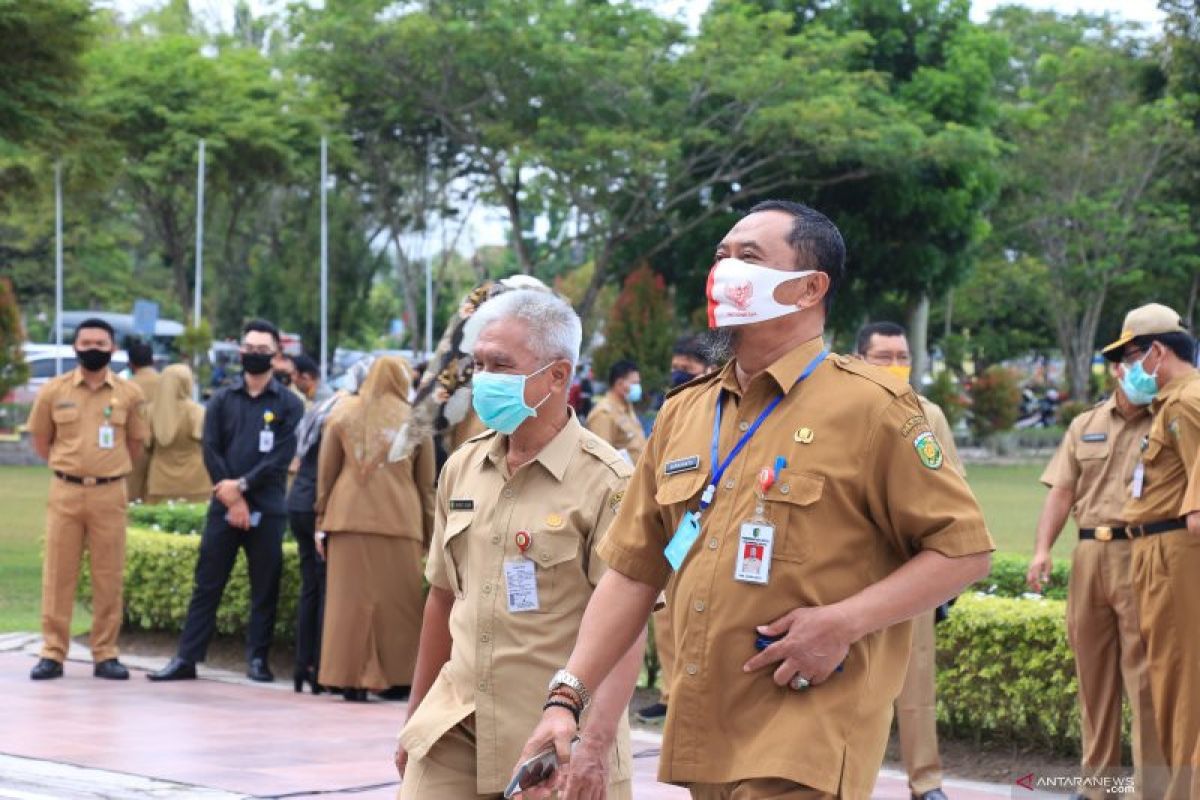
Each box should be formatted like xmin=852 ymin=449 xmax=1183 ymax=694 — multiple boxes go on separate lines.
xmin=477 ymin=410 xmax=581 ymax=482
xmin=71 ymin=367 xmax=116 ymax=389
xmin=716 ymin=334 xmax=826 ymax=398
xmin=1152 ymin=369 xmax=1200 ymax=410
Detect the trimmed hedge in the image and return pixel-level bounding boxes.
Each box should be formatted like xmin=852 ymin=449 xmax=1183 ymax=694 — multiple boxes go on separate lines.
xmin=81 ymin=528 xmax=301 ymax=639
xmin=127 ymin=501 xmax=208 ymax=535
xmin=973 ymin=551 xmax=1070 ymax=601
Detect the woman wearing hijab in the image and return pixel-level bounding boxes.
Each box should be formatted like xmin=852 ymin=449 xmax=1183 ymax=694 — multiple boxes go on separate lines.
xmin=286 ymin=356 xmax=374 ymax=695
xmin=145 ymin=365 xmax=210 ymax=503
xmin=315 ymin=356 xmax=435 ymax=701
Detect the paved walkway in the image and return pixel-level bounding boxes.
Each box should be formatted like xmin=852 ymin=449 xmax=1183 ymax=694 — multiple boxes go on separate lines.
xmin=0 ymin=641 xmax=1032 ymax=799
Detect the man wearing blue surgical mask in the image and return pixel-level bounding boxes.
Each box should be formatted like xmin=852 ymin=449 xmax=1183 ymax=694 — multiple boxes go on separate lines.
xmin=396 ymin=288 xmax=642 ymax=800
xmin=586 ymin=360 xmax=647 ymax=466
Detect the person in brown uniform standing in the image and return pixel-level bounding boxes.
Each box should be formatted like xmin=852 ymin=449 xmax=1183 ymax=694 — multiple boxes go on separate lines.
xmin=28 ymin=318 xmax=149 ymax=680
xmin=586 ymin=360 xmax=647 ymax=465
xmin=516 ymin=200 xmax=993 ymax=800
xmin=1028 ymin=372 xmax=1163 ymax=799
xmin=856 ymin=320 xmax=965 ymax=800
xmin=1102 ymin=303 xmax=1200 ymax=799
xmin=124 ymin=339 xmax=159 ymax=503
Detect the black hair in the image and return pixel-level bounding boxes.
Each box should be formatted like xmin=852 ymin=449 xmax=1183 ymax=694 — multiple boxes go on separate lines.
xmin=73 ymin=317 xmax=116 ymax=344
xmin=242 ymin=318 xmax=281 ymax=350
xmin=127 ymin=339 xmax=155 ymax=368
xmin=608 ymin=359 xmax=639 ymax=386
xmin=292 ymin=353 xmax=319 ymax=377
xmin=1133 ymin=332 xmax=1196 ymax=364
xmin=672 ymin=335 xmax=711 ymax=366
xmin=855 ymin=321 xmax=907 ymax=356
xmin=747 ymin=199 xmax=846 ymax=313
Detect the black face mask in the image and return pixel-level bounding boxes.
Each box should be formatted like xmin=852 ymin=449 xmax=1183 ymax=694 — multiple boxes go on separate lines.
xmin=241 ymin=352 xmax=274 ymax=376
xmin=670 ymin=369 xmax=698 ymax=388
xmin=76 ymin=348 xmax=112 ymax=372
xmin=273 ymin=370 xmax=293 ymax=386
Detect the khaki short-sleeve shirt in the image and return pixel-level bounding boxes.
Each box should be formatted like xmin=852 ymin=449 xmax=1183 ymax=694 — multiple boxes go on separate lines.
xmin=586 ymin=394 xmax=647 ymax=465
xmin=595 ymin=337 xmax=993 ymax=799
xmin=400 ymin=414 xmax=633 ymax=793
xmin=28 ymin=368 xmax=149 ymax=477
xmin=1040 ymin=397 xmax=1151 ymax=529
xmin=1122 ymin=370 xmax=1200 ymax=524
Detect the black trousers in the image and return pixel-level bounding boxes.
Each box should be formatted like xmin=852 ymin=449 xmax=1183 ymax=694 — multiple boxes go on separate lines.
xmin=288 ymin=510 xmax=326 ymax=674
xmin=177 ymin=510 xmax=285 ymax=664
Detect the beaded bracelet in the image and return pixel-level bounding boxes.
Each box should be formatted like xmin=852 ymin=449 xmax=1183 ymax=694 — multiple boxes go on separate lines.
xmin=542 ymin=699 xmax=581 ymax=724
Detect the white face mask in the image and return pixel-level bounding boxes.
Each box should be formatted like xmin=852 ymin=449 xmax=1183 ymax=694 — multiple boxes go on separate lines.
xmin=706 ymin=258 xmax=815 ymax=328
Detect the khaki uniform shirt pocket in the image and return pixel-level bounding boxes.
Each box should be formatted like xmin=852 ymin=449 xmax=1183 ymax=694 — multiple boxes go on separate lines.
xmin=441 ymin=510 xmax=473 ymax=598
xmin=761 ymin=470 xmax=825 ymax=564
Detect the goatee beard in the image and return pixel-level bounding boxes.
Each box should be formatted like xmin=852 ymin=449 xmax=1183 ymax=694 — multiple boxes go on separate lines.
xmin=702 ymin=328 xmax=735 ymax=366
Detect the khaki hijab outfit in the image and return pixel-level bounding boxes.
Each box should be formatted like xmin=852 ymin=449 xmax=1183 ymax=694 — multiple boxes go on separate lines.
xmin=145 ymin=365 xmax=210 ymax=503
xmin=316 ymin=356 xmax=436 ymax=691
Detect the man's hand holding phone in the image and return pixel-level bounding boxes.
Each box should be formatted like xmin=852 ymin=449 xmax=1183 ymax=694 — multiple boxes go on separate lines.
xmin=507 ymin=708 xmax=579 ymax=798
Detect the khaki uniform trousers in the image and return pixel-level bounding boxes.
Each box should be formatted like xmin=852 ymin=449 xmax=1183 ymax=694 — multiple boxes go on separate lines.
xmin=40 ymin=478 xmax=127 ymax=662
xmin=399 ymin=715 xmax=632 ymax=800
xmin=689 ymin=780 xmax=834 ymax=799
xmin=1066 ymin=540 xmax=1164 ymax=800
xmin=655 ymin=605 xmax=675 ymax=704
xmin=1131 ymin=531 xmax=1200 ymax=800
xmin=895 ymin=609 xmax=942 ymax=796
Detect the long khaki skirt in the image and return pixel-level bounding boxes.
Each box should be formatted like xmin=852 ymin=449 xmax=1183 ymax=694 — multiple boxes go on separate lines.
xmin=318 ymin=532 xmax=423 ymax=691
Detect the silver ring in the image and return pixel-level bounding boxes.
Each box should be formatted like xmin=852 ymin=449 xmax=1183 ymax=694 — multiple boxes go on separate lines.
xmin=789 ymin=674 xmax=811 ymax=691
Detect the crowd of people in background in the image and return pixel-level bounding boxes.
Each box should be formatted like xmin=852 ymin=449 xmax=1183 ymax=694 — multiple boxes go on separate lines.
xmin=20 ymin=203 xmax=1200 ymax=800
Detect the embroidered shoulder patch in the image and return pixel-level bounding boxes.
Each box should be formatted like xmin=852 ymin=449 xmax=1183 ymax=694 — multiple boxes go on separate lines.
xmin=913 ymin=431 xmax=944 ymax=470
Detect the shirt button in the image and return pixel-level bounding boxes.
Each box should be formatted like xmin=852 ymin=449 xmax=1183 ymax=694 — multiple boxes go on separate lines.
xmin=482 ymin=583 xmax=492 ymax=594
xmin=780 ymin=484 xmax=790 ymax=495
xmin=491 ymin=534 xmax=501 ymax=544
xmin=478 ymin=681 xmax=488 ymax=692
xmin=539 ymin=552 xmax=551 ymax=562
xmin=724 ymin=479 xmax=734 ymax=490
xmin=585 ymin=440 xmax=596 ymax=451
xmin=708 ymin=538 xmax=719 ymax=550
xmin=738 ymin=421 xmax=749 ymax=432
xmin=502 ymin=488 xmax=514 ymax=499
xmin=693 ymin=600 xmax=705 ymax=612
xmin=685 ymin=664 xmax=698 ymax=676
xmin=480 ymin=633 xmax=491 ymax=643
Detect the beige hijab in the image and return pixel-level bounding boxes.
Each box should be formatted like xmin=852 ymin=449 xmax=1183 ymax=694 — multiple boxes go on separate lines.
xmin=332 ymin=356 xmax=414 ymax=479
xmin=150 ymin=364 xmax=199 ymax=448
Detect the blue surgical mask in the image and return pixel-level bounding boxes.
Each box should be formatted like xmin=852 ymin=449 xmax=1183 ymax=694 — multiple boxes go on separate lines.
xmin=1120 ymin=351 xmax=1159 ymax=406
xmin=627 ymin=383 xmax=643 ymax=404
xmin=670 ymin=369 xmax=697 ymax=388
xmin=472 ymin=362 xmax=553 ymax=434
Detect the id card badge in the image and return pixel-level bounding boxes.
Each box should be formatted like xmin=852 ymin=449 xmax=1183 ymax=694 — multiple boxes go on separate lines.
xmin=504 ymin=558 xmax=540 ymax=613
xmin=734 ymin=521 xmax=774 ymax=584
xmin=1131 ymin=461 xmax=1145 ymax=499
xmin=259 ymin=429 xmax=275 ymax=453
xmin=664 ymin=510 xmax=702 ymax=571
xmin=98 ymin=424 xmax=116 ymax=450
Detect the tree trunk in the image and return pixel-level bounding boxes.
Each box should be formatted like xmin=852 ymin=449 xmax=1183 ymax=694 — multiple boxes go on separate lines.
xmin=576 ymin=245 xmax=611 ymax=344
xmin=906 ymin=290 xmax=930 ymax=391
xmin=1186 ymin=270 xmax=1199 ymax=331
xmin=1052 ymin=286 xmax=1106 ymax=402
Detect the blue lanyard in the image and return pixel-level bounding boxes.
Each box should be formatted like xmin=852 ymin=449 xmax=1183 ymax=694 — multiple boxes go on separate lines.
xmin=700 ymin=349 xmax=828 ymax=512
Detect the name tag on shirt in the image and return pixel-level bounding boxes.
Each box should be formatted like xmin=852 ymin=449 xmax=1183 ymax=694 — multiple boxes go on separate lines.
xmin=665 ymin=456 xmax=700 ymax=475
xmin=450 ymin=499 xmax=475 ymax=511
xmin=98 ymin=424 xmax=115 ymax=450
xmin=259 ymin=429 xmax=275 ymax=453
xmin=734 ymin=521 xmax=774 ymax=585
xmin=1081 ymin=433 xmax=1107 ymax=443
xmin=1131 ymin=462 xmax=1145 ymax=499
xmin=504 ymin=558 xmax=539 ymax=613
xmin=664 ymin=510 xmax=701 ymax=571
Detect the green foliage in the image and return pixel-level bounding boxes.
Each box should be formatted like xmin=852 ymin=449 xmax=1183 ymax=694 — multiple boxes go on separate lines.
xmin=973 ymin=551 xmax=1069 ymax=600
xmin=593 ymin=265 xmax=676 ymax=395
xmin=1057 ymin=400 xmax=1091 ymax=429
xmin=968 ymin=365 xmax=1021 ymax=439
xmin=924 ymin=369 xmax=967 ymax=428
xmin=0 ymin=278 xmax=29 ymax=398
xmin=127 ymin=502 xmax=208 ymax=535
xmin=79 ymin=527 xmax=301 ymax=639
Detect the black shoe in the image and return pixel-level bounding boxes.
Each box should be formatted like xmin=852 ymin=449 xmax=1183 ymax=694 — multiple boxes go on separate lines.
xmin=147 ymin=657 xmax=196 ymax=681
xmin=343 ymin=687 xmax=369 ymax=702
xmin=375 ymin=685 xmax=411 ymax=701
xmin=247 ymin=658 xmax=274 ymax=683
xmin=634 ymin=701 xmax=667 ymax=723
xmin=93 ymin=659 xmax=129 ymax=680
xmin=914 ymin=790 xmax=949 ymax=800
xmin=30 ymin=658 xmax=63 ymax=680
xmin=293 ymin=667 xmax=324 ymax=695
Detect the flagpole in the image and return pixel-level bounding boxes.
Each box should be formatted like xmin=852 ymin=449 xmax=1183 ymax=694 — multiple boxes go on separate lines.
xmin=54 ymin=162 xmax=63 ymax=375
xmin=193 ymin=139 xmax=206 ymax=328
xmin=320 ymin=136 xmax=329 ymax=384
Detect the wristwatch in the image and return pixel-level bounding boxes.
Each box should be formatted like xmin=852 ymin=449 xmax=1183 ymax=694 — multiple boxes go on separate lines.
xmin=237 ymin=477 xmax=249 ymax=494
xmin=548 ymin=669 xmax=591 ymax=709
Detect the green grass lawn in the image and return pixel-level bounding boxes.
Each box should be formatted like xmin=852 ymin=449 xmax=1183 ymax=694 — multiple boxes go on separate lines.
xmin=0 ymin=461 xmax=1060 ymax=634
xmin=0 ymin=465 xmax=91 ymax=633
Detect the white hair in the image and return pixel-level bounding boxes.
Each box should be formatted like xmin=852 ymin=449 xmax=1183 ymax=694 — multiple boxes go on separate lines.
xmin=463 ymin=287 xmax=582 ymax=368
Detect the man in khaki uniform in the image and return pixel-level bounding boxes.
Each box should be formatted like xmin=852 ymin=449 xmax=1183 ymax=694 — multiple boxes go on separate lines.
xmin=27 ymin=318 xmax=149 ymax=681
xmin=1102 ymin=303 xmax=1200 ymax=799
xmin=856 ymin=321 xmax=964 ymax=800
xmin=124 ymin=339 xmax=159 ymax=502
xmin=1028 ymin=375 xmax=1162 ymax=799
xmin=397 ymin=289 xmax=643 ymax=799
xmin=517 ymin=200 xmax=993 ymax=800
xmin=586 ymin=359 xmax=647 ymax=465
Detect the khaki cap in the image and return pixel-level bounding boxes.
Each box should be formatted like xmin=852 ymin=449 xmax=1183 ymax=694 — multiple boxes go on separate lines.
xmin=1102 ymin=303 xmax=1188 ymax=361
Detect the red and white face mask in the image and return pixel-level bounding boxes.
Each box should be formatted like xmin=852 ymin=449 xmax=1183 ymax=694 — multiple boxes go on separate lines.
xmin=706 ymin=258 xmax=815 ymax=328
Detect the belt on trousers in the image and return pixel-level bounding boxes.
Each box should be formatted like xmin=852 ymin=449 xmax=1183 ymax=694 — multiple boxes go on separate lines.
xmin=1127 ymin=517 xmax=1188 ymax=538
xmin=1079 ymin=525 xmax=1129 ymax=542
xmin=54 ymin=471 xmax=123 ymax=487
